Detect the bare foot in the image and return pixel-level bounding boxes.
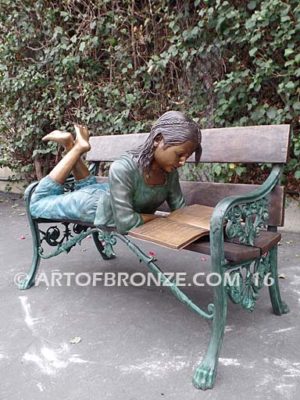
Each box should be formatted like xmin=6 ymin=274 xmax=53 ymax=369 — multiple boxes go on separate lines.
xmin=74 ymin=124 xmax=91 ymax=153
xmin=42 ymin=130 xmax=74 ymax=151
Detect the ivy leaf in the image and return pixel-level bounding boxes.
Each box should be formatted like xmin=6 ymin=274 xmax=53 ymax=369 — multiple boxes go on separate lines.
xmin=249 ymin=47 xmax=258 ymax=57
xmin=285 ymin=81 xmax=295 ymax=91
xmin=293 ymin=102 xmax=300 ymax=111
xmin=79 ymin=42 xmax=86 ymax=52
xmin=213 ymin=165 xmax=222 ymax=176
xmin=284 ymin=48 xmax=294 ymax=57
xmin=247 ymin=1 xmax=257 ymax=10
xmin=267 ymin=108 xmax=277 ymax=119
xmin=54 ymin=26 xmax=63 ymax=35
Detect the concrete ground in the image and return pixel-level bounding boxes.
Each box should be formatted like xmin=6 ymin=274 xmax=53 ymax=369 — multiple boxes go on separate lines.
xmin=0 ymin=191 xmax=300 ymax=400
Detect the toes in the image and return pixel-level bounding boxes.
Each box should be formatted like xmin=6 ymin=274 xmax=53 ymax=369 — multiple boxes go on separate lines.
xmin=42 ymin=134 xmax=51 ymax=142
xmin=42 ymin=130 xmax=73 ymax=144
xmin=74 ymin=125 xmax=90 ymax=151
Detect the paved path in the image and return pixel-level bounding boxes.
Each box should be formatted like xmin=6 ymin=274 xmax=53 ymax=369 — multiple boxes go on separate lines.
xmin=0 ymin=192 xmax=300 ymax=400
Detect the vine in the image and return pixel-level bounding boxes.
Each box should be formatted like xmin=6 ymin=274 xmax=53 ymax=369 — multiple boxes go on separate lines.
xmin=0 ymin=0 xmax=299 ymax=191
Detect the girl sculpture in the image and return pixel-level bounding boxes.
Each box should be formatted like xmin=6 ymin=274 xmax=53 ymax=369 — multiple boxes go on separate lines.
xmin=30 ymin=111 xmax=201 ymax=234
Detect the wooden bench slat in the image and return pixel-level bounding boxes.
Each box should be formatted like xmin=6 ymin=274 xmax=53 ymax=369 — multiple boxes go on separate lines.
xmin=87 ymin=124 xmax=290 ymax=163
xmin=185 ymin=231 xmax=281 ymax=262
xmin=178 ymin=181 xmax=285 ymax=227
xmin=200 ymin=125 xmax=290 ymax=163
xmin=95 ymin=177 xmax=284 ymax=227
xmin=185 ymin=238 xmax=261 ymax=262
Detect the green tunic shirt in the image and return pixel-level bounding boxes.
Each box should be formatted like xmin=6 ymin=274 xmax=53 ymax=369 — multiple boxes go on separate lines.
xmin=94 ymin=153 xmax=185 ymax=234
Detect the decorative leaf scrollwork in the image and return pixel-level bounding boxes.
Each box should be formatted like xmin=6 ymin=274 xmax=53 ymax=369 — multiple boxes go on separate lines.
xmin=225 ymin=198 xmax=269 ymax=245
xmin=39 ymin=222 xmax=90 ymax=257
xmin=63 ymin=179 xmax=75 ymax=192
xmin=43 ymin=226 xmax=61 ymax=246
xmin=98 ymin=231 xmax=117 ymax=258
xmin=226 ymin=269 xmax=244 ymax=304
xmin=39 ymin=229 xmax=95 ymax=259
xmin=226 ymin=253 xmax=271 ymax=312
xmin=40 ymin=224 xmax=72 ymax=247
xmin=254 ymin=253 xmax=271 ymax=291
xmin=73 ymin=224 xmax=88 ymax=234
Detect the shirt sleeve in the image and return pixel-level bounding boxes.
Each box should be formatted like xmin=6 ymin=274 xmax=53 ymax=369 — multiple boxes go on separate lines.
xmin=109 ymin=158 xmax=143 ymax=234
xmin=166 ymin=170 xmax=185 ymax=211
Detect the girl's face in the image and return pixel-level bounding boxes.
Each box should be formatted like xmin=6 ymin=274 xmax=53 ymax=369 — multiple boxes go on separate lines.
xmin=152 ymin=139 xmax=196 ymax=173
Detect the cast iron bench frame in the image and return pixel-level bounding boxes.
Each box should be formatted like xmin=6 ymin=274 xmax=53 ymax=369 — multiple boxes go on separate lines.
xmin=20 ymin=124 xmax=290 ymax=390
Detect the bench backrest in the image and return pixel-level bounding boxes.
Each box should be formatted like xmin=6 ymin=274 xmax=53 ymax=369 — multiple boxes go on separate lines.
xmin=86 ymin=125 xmax=290 ymax=227
xmin=87 ymin=124 xmax=290 ymax=163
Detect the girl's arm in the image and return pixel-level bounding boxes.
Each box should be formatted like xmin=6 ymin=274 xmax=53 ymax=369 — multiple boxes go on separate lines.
xmin=166 ymin=170 xmax=185 ymax=211
xmin=109 ymin=159 xmax=144 ymax=234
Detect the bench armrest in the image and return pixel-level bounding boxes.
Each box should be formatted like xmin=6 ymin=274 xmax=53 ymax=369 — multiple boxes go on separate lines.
xmin=210 ymin=165 xmax=282 ymax=253
xmin=24 ymin=181 xmax=39 ymax=203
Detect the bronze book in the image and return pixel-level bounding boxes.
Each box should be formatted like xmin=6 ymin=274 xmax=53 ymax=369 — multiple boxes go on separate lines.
xmin=128 ymin=204 xmax=214 ymax=250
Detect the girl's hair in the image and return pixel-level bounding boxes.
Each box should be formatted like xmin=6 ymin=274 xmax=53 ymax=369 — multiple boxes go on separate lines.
xmin=130 ymin=110 xmax=202 ymax=173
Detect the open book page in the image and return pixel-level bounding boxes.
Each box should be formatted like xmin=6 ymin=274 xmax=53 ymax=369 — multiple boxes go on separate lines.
xmin=128 ymin=204 xmax=214 ymax=249
xmin=128 ymin=217 xmax=208 ymax=249
xmin=167 ymin=204 xmax=214 ymax=230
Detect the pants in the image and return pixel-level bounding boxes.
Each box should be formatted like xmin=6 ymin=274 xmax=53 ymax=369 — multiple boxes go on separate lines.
xmin=30 ymin=175 xmax=109 ymax=224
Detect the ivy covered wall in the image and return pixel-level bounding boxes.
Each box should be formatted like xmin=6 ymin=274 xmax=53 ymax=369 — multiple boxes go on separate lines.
xmin=0 ymin=0 xmax=299 ymax=190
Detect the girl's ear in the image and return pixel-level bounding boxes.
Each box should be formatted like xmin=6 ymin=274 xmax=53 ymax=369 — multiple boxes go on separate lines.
xmin=153 ymin=134 xmax=163 ymax=147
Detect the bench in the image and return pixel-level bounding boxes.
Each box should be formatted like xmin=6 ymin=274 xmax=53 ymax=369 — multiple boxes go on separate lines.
xmin=21 ymin=124 xmax=290 ymax=390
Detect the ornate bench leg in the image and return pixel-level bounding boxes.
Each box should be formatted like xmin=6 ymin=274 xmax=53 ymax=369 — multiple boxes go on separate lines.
xmin=19 ymin=221 xmax=41 ymax=290
xmin=92 ymin=232 xmax=116 ymax=260
xmin=193 ymin=276 xmax=227 ymax=390
xmin=268 ymin=246 xmax=289 ymax=315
